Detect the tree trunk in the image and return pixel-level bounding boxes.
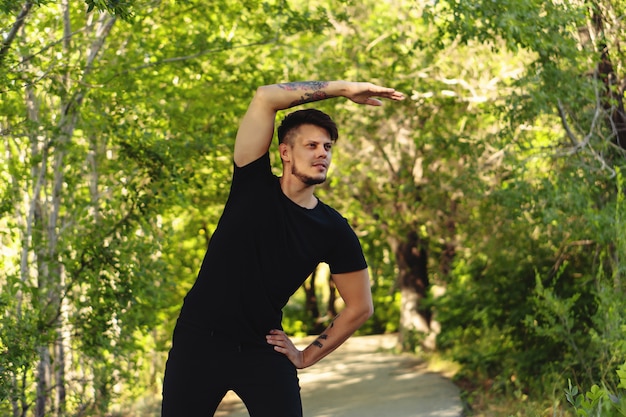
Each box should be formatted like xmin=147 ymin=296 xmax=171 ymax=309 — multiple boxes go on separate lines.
xmin=394 ymin=229 xmax=432 ymax=351
xmin=35 ymin=346 xmax=51 ymax=417
xmin=440 ymin=200 xmax=457 ymax=277
xmin=303 ymin=268 xmax=321 ymax=325
xmin=590 ymin=4 xmax=626 ymax=150
xmin=54 ymin=281 xmax=69 ymax=416
xmin=326 ymin=275 xmax=337 ymax=318
xmin=429 ymin=199 xmax=459 ymax=349
xmin=302 ymin=265 xmax=340 ymax=334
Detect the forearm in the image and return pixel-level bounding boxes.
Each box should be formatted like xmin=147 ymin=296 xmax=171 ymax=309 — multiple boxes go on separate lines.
xmin=299 ymin=304 xmax=373 ymax=369
xmin=255 ymin=80 xmax=349 ymax=111
xmin=234 ymin=80 xmax=357 ymax=167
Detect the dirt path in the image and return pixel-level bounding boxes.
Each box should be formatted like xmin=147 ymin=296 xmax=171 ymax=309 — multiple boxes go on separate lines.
xmin=215 ymin=334 xmax=464 ymax=417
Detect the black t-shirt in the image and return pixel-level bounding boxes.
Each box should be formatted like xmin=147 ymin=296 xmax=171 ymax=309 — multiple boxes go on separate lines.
xmin=178 ymin=153 xmax=367 ymax=344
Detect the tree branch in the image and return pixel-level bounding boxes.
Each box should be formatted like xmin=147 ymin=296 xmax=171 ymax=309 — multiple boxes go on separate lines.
xmin=557 ymin=99 xmax=581 ymax=147
xmin=557 ymin=74 xmax=617 ymax=178
xmin=0 ymin=1 xmax=34 ymax=67
xmin=102 ymin=37 xmax=279 ymax=83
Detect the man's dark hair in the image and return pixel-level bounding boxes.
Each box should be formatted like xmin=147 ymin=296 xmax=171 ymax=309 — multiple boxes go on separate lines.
xmin=277 ymin=109 xmax=339 ymax=145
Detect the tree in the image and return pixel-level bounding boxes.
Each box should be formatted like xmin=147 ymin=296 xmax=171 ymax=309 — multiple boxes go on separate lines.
xmin=0 ymin=1 xmax=333 ymax=415
xmin=280 ymin=0 xmax=528 ymax=352
xmin=423 ymin=0 xmax=626 ymax=405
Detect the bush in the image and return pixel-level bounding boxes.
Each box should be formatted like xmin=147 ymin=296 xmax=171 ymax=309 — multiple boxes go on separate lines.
xmin=565 ymin=361 xmax=626 ymax=416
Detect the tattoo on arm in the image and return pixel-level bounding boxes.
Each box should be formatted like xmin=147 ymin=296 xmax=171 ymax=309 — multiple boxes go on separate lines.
xmin=277 ymin=81 xmax=334 ymax=107
xmin=313 ymin=334 xmax=327 ymax=348
xmin=312 ymin=315 xmax=339 ymax=349
xmin=278 ymin=81 xmax=329 ymax=91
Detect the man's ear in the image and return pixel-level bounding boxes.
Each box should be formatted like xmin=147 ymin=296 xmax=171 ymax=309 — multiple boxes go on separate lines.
xmin=279 ymin=142 xmax=290 ymax=163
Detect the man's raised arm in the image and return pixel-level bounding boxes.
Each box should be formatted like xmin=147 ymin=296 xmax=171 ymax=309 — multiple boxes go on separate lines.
xmin=233 ymin=81 xmax=405 ymax=167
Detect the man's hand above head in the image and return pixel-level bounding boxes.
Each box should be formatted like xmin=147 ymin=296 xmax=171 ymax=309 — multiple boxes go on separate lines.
xmin=234 ymin=80 xmax=405 ymax=168
xmin=339 ymin=81 xmax=406 ymax=106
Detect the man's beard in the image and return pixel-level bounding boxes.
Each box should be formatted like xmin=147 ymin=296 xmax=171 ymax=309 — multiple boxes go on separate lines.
xmin=292 ymin=161 xmax=327 ymax=186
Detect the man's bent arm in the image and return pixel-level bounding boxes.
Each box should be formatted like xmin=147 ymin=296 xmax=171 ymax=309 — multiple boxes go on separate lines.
xmin=233 ymin=81 xmax=404 ymax=167
xmin=266 ymin=268 xmax=374 ymax=368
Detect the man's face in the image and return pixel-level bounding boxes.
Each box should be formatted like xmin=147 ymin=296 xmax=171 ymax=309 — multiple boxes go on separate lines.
xmin=287 ymin=124 xmax=333 ymax=186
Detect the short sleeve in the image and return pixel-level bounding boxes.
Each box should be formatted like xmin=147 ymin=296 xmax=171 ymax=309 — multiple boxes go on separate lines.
xmin=325 ymin=217 xmax=368 ymax=274
xmin=228 ymin=153 xmax=273 ymax=199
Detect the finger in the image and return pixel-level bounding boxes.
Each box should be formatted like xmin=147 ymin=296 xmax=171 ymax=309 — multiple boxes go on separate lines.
xmin=390 ymin=91 xmax=406 ymax=100
xmin=266 ymin=335 xmax=285 ymax=344
xmin=372 ymin=86 xmax=405 ymax=100
xmin=364 ymin=90 xmax=405 ymax=104
xmin=366 ymin=97 xmax=383 ymax=106
xmin=375 ymin=90 xmax=405 ymax=100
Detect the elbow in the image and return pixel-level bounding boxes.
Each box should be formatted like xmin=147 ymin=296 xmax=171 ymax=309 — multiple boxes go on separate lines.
xmin=360 ymin=302 xmax=374 ymax=323
xmin=346 ymin=301 xmax=373 ymax=327
xmin=253 ymin=85 xmax=277 ymax=108
xmin=253 ymin=85 xmax=287 ymax=111
xmin=255 ymin=85 xmax=272 ymax=98
xmin=250 ymin=85 xmax=269 ymax=103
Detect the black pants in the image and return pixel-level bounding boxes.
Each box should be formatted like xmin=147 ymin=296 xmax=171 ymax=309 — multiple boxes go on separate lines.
xmin=161 ymin=323 xmax=302 ymax=417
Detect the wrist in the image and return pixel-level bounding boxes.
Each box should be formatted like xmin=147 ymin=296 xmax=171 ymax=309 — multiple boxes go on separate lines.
xmin=300 ymin=346 xmax=318 ymax=369
xmin=303 ymin=350 xmax=308 ymax=368
xmin=328 ymin=80 xmax=348 ymax=97
xmin=297 ymin=349 xmax=307 ymax=369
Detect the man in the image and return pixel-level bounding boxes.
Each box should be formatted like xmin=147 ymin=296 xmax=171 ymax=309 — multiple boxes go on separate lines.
xmin=161 ymin=80 xmax=405 ymax=417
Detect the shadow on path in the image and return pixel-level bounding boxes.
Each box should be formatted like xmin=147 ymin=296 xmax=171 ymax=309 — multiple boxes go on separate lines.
xmin=216 ymin=334 xmax=463 ymax=417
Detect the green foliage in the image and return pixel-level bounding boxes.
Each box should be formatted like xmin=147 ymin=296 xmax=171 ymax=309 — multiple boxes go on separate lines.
xmin=436 ymin=161 xmax=625 ymax=405
xmin=84 ymin=0 xmax=134 ymax=19
xmin=3 ymin=1 xmax=626 ymax=416
xmin=1 ymin=0 xmax=348 ymax=415
xmin=419 ymin=0 xmax=626 ymax=413
xmin=424 ymin=0 xmax=585 ymax=58
xmin=364 ymin=286 xmax=401 ymax=335
xmin=0 ymin=0 xmax=134 ymax=18
xmin=565 ymin=362 xmax=626 ymax=417
xmin=0 ymin=302 xmax=41 ymax=406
